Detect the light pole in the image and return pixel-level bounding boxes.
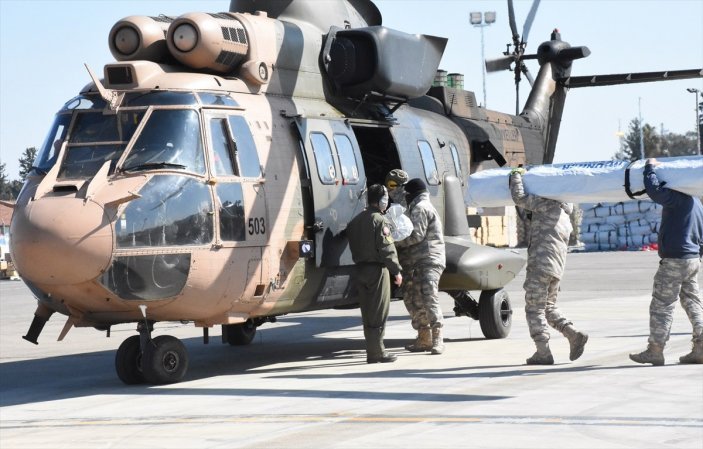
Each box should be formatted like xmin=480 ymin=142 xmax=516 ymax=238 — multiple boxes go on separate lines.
xmin=470 ymin=11 xmax=496 ymax=108
xmin=686 ymin=87 xmax=701 ymax=155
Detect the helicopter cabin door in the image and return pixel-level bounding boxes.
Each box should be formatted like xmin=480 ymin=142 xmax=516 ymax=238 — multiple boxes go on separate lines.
xmin=294 ymin=117 xmax=367 ymax=268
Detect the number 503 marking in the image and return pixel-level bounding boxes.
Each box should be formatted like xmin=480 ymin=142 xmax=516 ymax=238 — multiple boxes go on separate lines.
xmin=248 ymin=217 xmax=266 ymax=235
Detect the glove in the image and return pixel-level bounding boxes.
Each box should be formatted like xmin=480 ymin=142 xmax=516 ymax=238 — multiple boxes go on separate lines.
xmin=510 ymin=167 xmax=526 ymax=176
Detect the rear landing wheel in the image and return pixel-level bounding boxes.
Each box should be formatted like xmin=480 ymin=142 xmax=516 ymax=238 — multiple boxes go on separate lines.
xmin=479 ymin=288 xmax=512 ymax=339
xmin=222 ymin=320 xmax=257 ymax=346
xmin=142 ymin=335 xmax=188 ymax=384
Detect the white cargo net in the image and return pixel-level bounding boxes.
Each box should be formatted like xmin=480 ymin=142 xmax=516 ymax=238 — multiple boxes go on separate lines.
xmin=465 ymin=155 xmax=703 ymax=207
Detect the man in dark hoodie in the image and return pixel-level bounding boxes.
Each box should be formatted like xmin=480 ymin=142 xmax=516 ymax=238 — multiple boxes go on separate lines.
xmin=630 ymin=158 xmax=703 ymax=366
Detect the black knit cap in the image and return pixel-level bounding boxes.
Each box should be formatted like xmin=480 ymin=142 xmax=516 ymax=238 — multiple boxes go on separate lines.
xmin=367 ymin=184 xmax=387 ymax=205
xmin=404 ymin=178 xmax=427 ymax=196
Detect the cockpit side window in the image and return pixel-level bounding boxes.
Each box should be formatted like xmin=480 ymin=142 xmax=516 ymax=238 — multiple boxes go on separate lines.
xmin=35 ymin=113 xmax=71 ymax=174
xmin=210 ymin=118 xmax=237 ymax=176
xmin=228 ymin=116 xmax=260 ymax=178
xmin=122 ymin=109 xmax=205 ymax=174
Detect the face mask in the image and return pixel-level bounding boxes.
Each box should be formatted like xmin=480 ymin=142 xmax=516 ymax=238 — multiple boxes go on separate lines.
xmin=378 ymin=190 xmax=389 ymax=211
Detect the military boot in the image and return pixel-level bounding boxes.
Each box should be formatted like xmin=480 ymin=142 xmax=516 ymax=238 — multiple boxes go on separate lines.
xmin=679 ymin=341 xmax=703 ymax=364
xmin=365 ymin=327 xmax=397 ymax=364
xmin=563 ymin=325 xmax=589 ymax=361
xmin=629 ymin=343 xmax=664 ymax=366
xmin=405 ymin=326 xmax=432 ymax=352
xmin=526 ymin=341 xmax=554 ymax=365
xmin=430 ymin=326 xmax=445 ymax=355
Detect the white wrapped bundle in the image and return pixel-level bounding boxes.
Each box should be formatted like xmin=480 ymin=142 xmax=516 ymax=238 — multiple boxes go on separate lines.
xmin=466 ymin=155 xmax=703 ymax=207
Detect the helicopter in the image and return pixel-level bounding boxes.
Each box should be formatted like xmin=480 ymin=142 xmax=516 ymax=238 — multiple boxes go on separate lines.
xmin=8 ymin=0 xmax=701 ymax=385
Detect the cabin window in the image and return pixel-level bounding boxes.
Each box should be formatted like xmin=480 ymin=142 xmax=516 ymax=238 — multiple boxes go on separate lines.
xmin=58 ymin=110 xmax=145 ymax=179
xmin=100 ymin=253 xmax=191 ymax=300
xmin=210 ymin=118 xmax=237 ymax=176
xmin=115 ymin=175 xmax=213 ymax=248
xmin=310 ymin=132 xmax=336 ymax=185
xmin=122 ymin=109 xmax=205 ymax=174
xmin=449 ymin=143 xmax=463 ymax=179
xmin=216 ymin=183 xmax=246 ymax=241
xmin=228 ymin=116 xmax=261 ymax=178
xmin=418 ymin=140 xmax=439 ymax=185
xmin=333 ymin=134 xmax=360 ymax=185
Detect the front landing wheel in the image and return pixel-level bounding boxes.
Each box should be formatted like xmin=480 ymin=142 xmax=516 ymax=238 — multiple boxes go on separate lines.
xmin=478 ymin=288 xmax=512 ymax=339
xmin=115 ymin=335 xmax=145 ymax=385
xmin=142 ymin=335 xmax=188 ymax=384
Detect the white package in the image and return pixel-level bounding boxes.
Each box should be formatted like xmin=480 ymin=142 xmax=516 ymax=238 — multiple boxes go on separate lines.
xmin=466 ymin=155 xmax=703 ymax=207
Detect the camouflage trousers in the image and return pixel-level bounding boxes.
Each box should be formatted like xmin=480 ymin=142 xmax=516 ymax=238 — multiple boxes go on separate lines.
xmin=648 ymin=257 xmax=703 ymax=347
xmin=403 ymin=265 xmax=444 ymax=329
xmin=524 ymin=271 xmax=572 ymax=342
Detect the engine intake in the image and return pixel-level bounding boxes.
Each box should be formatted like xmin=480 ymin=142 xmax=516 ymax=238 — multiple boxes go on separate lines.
xmin=109 ymin=15 xmax=174 ymax=63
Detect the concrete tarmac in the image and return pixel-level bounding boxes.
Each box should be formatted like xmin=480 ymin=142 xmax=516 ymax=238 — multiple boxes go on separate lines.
xmin=1 ymin=251 xmax=702 ymax=448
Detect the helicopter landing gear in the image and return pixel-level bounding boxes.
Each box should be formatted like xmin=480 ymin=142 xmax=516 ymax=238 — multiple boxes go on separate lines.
xmin=142 ymin=335 xmax=188 ymax=384
xmin=115 ymin=335 xmax=145 ymax=385
xmin=451 ymin=288 xmax=513 ymax=339
xmin=115 ymin=321 xmax=189 ymax=385
xmin=222 ymin=320 xmax=257 ymax=346
xmin=478 ymin=289 xmax=512 ymax=339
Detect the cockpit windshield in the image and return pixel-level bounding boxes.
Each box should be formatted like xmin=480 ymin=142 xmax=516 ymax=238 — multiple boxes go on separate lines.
xmin=57 ymin=110 xmax=145 ymax=179
xmin=122 ymin=109 xmax=205 ymax=174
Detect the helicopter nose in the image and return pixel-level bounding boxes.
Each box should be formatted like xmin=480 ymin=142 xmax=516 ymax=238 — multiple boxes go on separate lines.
xmin=11 ymin=197 xmax=113 ymax=285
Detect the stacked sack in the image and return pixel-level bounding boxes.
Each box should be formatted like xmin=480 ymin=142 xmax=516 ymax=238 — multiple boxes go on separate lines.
xmin=579 ymin=200 xmax=661 ymax=252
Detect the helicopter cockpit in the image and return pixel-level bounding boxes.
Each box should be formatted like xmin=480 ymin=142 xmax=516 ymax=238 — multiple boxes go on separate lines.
xmin=26 ymin=89 xmax=264 ymax=301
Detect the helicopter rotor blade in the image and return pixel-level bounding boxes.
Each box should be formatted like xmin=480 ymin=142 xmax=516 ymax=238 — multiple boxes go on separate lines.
xmin=486 ymin=55 xmax=515 ymax=73
xmin=507 ymin=0 xmax=520 ymax=47
xmin=521 ymin=0 xmax=541 ymax=45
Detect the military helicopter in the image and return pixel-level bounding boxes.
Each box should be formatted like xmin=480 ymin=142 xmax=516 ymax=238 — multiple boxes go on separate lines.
xmin=8 ymin=0 xmax=701 ymax=385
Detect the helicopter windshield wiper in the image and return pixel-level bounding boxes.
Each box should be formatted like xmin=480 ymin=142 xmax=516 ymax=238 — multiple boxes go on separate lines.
xmin=121 ymin=162 xmax=187 ymax=173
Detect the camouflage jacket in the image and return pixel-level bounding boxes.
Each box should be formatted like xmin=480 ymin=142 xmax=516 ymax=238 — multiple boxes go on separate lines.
xmin=395 ymin=192 xmax=446 ymax=270
xmin=346 ymin=207 xmax=403 ymax=276
xmin=510 ymin=172 xmax=572 ymax=278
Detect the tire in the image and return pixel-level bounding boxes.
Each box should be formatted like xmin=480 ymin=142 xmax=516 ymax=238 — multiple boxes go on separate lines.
xmin=115 ymin=335 xmax=145 ymax=385
xmin=478 ymin=288 xmax=512 ymax=339
xmin=142 ymin=335 xmax=188 ymax=384
xmin=222 ymin=320 xmax=257 ymax=346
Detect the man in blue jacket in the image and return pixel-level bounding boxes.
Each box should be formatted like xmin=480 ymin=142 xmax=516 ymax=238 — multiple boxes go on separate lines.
xmin=630 ymin=158 xmax=703 ymax=365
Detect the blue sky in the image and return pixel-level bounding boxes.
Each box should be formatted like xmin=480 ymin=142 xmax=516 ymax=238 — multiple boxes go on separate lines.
xmin=1 ymin=0 xmax=701 ymax=179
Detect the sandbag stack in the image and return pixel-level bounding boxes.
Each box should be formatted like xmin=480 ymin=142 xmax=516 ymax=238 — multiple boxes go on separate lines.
xmin=579 ymin=200 xmax=661 ymax=252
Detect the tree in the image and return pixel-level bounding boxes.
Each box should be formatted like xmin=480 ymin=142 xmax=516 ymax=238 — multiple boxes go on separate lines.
xmin=18 ymin=147 xmax=37 ymax=181
xmin=0 ymin=162 xmax=15 ymax=200
xmin=614 ymin=118 xmax=696 ymax=161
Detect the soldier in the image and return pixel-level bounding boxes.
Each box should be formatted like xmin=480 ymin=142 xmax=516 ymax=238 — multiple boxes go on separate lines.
xmin=346 ymin=184 xmax=403 ymax=363
xmin=509 ymin=167 xmax=588 ymax=365
xmin=385 ymin=169 xmax=409 ymax=207
xmin=395 ymin=178 xmax=446 ymax=355
xmin=629 ymin=158 xmax=703 ymax=366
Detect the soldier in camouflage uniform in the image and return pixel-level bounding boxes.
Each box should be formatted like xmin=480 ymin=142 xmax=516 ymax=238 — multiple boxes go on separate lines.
xmin=395 ymin=178 xmax=447 ymax=355
xmin=509 ymin=168 xmax=589 ymax=365
xmin=630 ymin=158 xmax=703 ymax=366
xmin=346 ymin=184 xmax=403 ymax=363
xmin=385 ymin=169 xmax=409 ymax=207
